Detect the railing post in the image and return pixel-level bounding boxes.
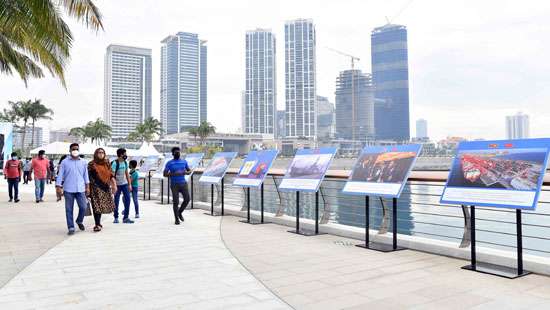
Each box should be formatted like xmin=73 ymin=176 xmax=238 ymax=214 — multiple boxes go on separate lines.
xmin=260 ymin=183 xmax=264 ymax=223
xmin=517 ymin=209 xmax=523 ymax=275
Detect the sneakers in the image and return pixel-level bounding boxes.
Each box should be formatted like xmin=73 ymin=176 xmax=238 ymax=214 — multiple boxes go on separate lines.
xmin=67 ymin=230 xmax=75 ymax=236
xmin=135 ymin=214 xmax=140 ymax=219
xmin=77 ymin=223 xmax=85 ymax=231
xmin=8 ymin=199 xmax=12 ymax=202
xmin=36 ymin=199 xmax=40 ymax=203
xmin=113 ymin=218 xmax=119 ymax=224
xmin=123 ymin=218 xmax=134 ymax=224
xmin=14 ymin=199 xmax=19 ymax=203
xmin=175 ymin=220 xmax=180 ymax=225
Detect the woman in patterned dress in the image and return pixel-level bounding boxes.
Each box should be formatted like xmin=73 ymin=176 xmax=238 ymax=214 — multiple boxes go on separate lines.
xmin=88 ymin=148 xmax=117 ymax=232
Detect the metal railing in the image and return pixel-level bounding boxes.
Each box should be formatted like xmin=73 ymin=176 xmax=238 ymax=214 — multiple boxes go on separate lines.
xmin=141 ymin=169 xmax=550 ymax=258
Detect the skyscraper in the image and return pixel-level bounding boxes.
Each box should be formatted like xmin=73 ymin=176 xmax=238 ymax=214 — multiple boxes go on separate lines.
xmin=371 ymin=24 xmax=410 ymax=141
xmin=506 ymin=112 xmax=529 ymax=139
xmin=316 ymin=96 xmax=335 ymax=140
xmin=416 ymin=118 xmax=428 ymax=139
xmin=244 ymin=29 xmax=276 ymax=135
xmin=285 ymin=19 xmax=317 ymax=139
xmin=161 ymin=32 xmax=207 ymax=135
xmin=335 ymin=70 xmax=374 ymax=141
xmin=104 ymin=45 xmax=152 ymax=140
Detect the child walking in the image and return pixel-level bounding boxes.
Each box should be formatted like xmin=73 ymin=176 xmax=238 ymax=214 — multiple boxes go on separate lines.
xmin=129 ymin=160 xmax=140 ymax=218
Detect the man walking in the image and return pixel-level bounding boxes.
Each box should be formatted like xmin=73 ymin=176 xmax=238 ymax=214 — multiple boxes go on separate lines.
xmin=164 ymin=147 xmax=191 ymax=225
xmin=3 ymin=152 xmax=22 ymax=203
xmin=56 ymin=143 xmax=89 ymax=235
xmin=30 ymin=150 xmax=50 ymax=203
xmin=112 ymin=148 xmax=133 ymax=224
xmin=23 ymin=158 xmax=31 ymax=184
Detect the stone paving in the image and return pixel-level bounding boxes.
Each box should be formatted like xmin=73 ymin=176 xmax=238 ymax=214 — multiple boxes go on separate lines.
xmin=0 ymin=183 xmax=290 ymax=309
xmin=220 ymin=215 xmax=550 ymax=310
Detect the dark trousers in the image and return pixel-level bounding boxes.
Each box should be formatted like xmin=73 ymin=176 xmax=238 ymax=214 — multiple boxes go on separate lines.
xmin=131 ymin=187 xmax=139 ymax=215
xmin=94 ymin=213 xmax=101 ymax=226
xmin=23 ymin=171 xmax=30 ymax=184
xmin=171 ymin=182 xmax=190 ymax=217
xmin=7 ymin=178 xmax=19 ymax=200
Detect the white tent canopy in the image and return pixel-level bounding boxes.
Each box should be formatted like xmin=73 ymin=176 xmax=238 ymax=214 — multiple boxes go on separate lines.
xmin=30 ymin=142 xmax=120 ymax=156
xmin=129 ymin=142 xmax=161 ymax=157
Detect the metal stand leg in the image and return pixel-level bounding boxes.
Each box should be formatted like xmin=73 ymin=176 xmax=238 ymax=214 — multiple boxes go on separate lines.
xmin=288 ymin=191 xmax=324 ymax=236
xmin=190 ymin=175 xmax=194 ymax=209
xmin=356 ymin=196 xmax=370 ymax=249
xmin=461 ymin=206 xmax=530 ymax=278
xmin=240 ymin=184 xmax=269 ymax=225
xmin=359 ymin=197 xmax=405 ymax=252
xmin=167 ymin=178 xmax=171 ymax=205
xmin=204 ymin=183 xmax=222 ymax=216
xmin=160 ymin=179 xmax=164 ymax=204
xmin=143 ymin=178 xmax=146 ymax=200
xmin=221 ymin=178 xmax=224 ymax=216
xmin=315 ymin=191 xmax=319 ymax=234
xmin=148 ymin=174 xmax=151 ymax=200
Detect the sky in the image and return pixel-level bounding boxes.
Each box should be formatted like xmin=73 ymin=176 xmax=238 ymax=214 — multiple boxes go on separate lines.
xmin=1 ymin=0 xmax=550 ymax=141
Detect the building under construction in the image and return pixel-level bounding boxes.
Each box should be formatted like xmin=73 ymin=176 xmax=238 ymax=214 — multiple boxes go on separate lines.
xmin=334 ymin=69 xmax=375 ymax=142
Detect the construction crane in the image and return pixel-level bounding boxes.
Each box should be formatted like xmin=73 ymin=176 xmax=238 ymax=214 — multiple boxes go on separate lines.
xmin=325 ymin=46 xmax=361 ymax=141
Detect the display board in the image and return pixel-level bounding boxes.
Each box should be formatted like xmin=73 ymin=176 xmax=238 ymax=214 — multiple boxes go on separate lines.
xmin=441 ymin=138 xmax=550 ymax=210
xmin=184 ymin=153 xmax=204 ymax=182
xmin=199 ymin=152 xmax=238 ymax=184
xmin=138 ymin=155 xmax=160 ymax=176
xmin=233 ymin=150 xmax=278 ymax=187
xmin=0 ymin=122 xmax=13 ymax=167
xmin=152 ymin=153 xmax=172 ymax=179
xmin=342 ymin=144 xmax=422 ymax=198
xmin=278 ymin=147 xmax=337 ymax=192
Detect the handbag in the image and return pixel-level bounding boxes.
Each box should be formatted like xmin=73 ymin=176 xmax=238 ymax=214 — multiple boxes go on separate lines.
xmin=85 ymin=199 xmax=93 ymax=216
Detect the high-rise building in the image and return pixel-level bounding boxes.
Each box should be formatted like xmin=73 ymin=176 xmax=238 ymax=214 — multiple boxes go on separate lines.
xmin=104 ymin=45 xmax=152 ymax=140
xmin=506 ymin=112 xmax=529 ymax=139
xmin=13 ymin=127 xmax=43 ymax=150
xmin=335 ymin=70 xmax=374 ymax=141
xmin=416 ymin=118 xmax=428 ymax=139
xmin=49 ymin=129 xmax=77 ymax=143
xmin=244 ymin=29 xmax=276 ymax=135
xmin=161 ymin=32 xmax=207 ymax=135
xmin=276 ymin=109 xmax=286 ymax=138
xmin=371 ymin=24 xmax=410 ymax=141
xmin=316 ymin=96 xmax=335 ymax=140
xmin=285 ymin=19 xmax=317 ymax=139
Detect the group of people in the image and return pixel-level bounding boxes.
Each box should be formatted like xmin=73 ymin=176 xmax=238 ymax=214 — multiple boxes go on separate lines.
xmin=4 ymin=144 xmax=192 ymax=234
xmin=3 ymin=150 xmax=53 ymax=203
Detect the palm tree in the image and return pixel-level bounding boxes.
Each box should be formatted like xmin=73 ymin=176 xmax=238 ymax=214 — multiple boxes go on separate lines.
xmin=11 ymin=100 xmax=34 ymax=152
xmin=29 ymin=99 xmax=53 ymax=148
xmin=196 ymin=121 xmax=216 ymax=146
xmin=0 ymin=0 xmax=103 ymax=86
xmin=188 ymin=127 xmax=199 ymax=145
xmin=128 ymin=117 xmax=163 ymax=143
xmin=69 ymin=118 xmax=111 ymax=145
xmin=69 ymin=126 xmax=86 ymax=142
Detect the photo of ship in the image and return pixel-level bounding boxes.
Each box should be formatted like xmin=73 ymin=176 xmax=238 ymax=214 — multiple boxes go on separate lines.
xmin=286 ymin=153 xmax=333 ymax=179
xmin=350 ymin=151 xmax=417 ymax=183
xmin=447 ymin=148 xmax=547 ymax=191
xmin=202 ymin=153 xmax=236 ymax=178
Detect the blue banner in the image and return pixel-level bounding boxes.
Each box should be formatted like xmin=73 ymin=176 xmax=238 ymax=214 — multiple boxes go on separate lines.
xmin=440 ymin=138 xmax=550 ymax=210
xmin=342 ymin=144 xmax=422 ymax=198
xmin=279 ymin=147 xmax=337 ymax=192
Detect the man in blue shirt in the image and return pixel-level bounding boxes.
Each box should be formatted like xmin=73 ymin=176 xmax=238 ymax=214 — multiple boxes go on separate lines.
xmin=164 ymin=147 xmax=191 ymax=225
xmin=56 ymin=143 xmax=90 ymax=235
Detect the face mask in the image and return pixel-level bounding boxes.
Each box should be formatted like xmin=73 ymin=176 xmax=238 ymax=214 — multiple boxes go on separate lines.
xmin=122 ymin=155 xmax=128 ymax=160
xmin=71 ymin=150 xmax=79 ymax=157
xmin=173 ymin=152 xmax=181 ymax=159
xmin=11 ymin=156 xmax=17 ymax=160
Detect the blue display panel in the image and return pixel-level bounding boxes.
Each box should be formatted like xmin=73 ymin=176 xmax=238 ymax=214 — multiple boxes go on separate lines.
xmin=233 ymin=150 xmax=278 ymax=188
xmin=199 ymin=152 xmax=238 ymax=184
xmin=184 ymin=153 xmax=204 ymax=182
xmin=440 ymin=139 xmax=550 ymax=210
xmin=342 ymin=144 xmax=422 ymax=198
xmin=278 ymin=147 xmax=337 ymax=192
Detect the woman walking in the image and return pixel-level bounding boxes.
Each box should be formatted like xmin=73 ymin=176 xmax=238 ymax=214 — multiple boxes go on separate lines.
xmin=88 ymin=148 xmax=117 ymax=232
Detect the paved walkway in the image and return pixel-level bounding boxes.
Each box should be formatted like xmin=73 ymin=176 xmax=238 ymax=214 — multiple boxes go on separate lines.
xmin=0 ymin=183 xmax=289 ymax=309
xmin=220 ymin=215 xmax=550 ymax=310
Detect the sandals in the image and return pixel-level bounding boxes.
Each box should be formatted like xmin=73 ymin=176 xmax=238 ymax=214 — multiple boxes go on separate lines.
xmin=93 ymin=225 xmax=102 ymax=232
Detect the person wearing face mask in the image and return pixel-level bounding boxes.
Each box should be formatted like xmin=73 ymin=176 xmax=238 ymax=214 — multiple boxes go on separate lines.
xmin=88 ymin=148 xmax=117 ymax=232
xmin=30 ymin=150 xmax=51 ymax=203
xmin=111 ymin=148 xmax=133 ymax=224
xmin=4 ymin=152 xmax=22 ymax=203
xmin=56 ymin=143 xmax=90 ymax=235
xmin=163 ymin=147 xmax=191 ymax=225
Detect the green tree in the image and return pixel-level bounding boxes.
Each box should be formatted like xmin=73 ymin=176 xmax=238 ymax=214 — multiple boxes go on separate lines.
xmin=10 ymin=100 xmax=34 ymax=152
xmin=0 ymin=0 xmax=103 ymax=86
xmin=128 ymin=117 xmax=163 ymax=143
xmin=69 ymin=118 xmax=111 ymax=145
xmin=69 ymin=126 xmax=86 ymax=142
xmin=188 ymin=127 xmax=199 ymax=145
xmin=29 ymin=99 xmax=53 ymax=148
xmin=196 ymin=121 xmax=216 ymax=146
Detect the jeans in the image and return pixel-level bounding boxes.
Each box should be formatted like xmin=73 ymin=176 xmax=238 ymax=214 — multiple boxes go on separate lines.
xmin=114 ymin=184 xmax=131 ymax=219
xmin=35 ymin=178 xmax=46 ymax=200
xmin=23 ymin=171 xmax=30 ymax=184
xmin=7 ymin=178 xmax=19 ymax=200
xmin=64 ymin=192 xmax=87 ymax=231
xmin=131 ymin=186 xmax=139 ymax=215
